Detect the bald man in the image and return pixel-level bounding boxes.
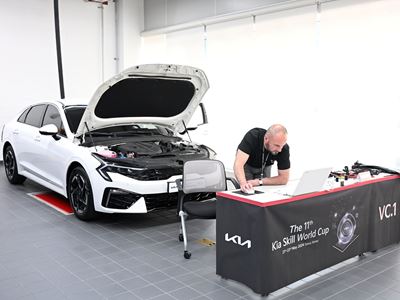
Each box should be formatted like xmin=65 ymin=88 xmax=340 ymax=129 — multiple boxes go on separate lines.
xmin=234 ymin=124 xmax=290 ymax=192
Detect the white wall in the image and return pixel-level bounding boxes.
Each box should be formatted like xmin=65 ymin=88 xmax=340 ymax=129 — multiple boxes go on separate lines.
xmin=0 ymin=0 xmax=59 ymax=122
xmin=0 ymin=0 xmax=121 ymax=125
xmin=1 ymin=0 xmax=398 ymax=174
xmin=58 ymin=0 xmax=116 ymax=99
xmin=117 ymin=0 xmax=144 ymax=71
xmin=138 ymin=0 xmax=400 ymax=177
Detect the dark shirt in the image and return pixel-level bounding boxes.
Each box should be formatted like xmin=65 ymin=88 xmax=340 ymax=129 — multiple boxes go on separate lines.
xmin=238 ymin=128 xmax=290 ymax=170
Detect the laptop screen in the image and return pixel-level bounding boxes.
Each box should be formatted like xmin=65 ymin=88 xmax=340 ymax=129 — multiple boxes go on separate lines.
xmin=291 ymin=167 xmax=332 ymax=196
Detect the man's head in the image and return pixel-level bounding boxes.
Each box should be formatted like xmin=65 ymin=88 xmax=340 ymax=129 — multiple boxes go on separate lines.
xmin=264 ymin=124 xmax=288 ymax=155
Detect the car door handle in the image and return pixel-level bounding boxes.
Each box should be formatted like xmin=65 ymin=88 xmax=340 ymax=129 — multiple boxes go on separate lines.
xmin=34 ymin=136 xmax=41 ymax=142
xmin=12 ymin=130 xmax=19 ymax=135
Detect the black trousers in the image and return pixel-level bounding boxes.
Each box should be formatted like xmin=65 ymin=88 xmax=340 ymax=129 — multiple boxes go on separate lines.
xmin=244 ymin=164 xmax=271 ymax=180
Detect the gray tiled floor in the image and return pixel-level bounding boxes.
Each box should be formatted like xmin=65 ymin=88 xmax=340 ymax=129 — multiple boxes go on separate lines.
xmin=1 ymin=164 xmax=400 ymax=299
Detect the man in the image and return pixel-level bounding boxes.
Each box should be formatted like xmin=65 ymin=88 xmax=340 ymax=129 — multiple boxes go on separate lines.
xmin=234 ymin=124 xmax=290 ymax=192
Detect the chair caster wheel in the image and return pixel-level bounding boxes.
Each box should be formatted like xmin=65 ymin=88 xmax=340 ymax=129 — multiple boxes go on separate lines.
xmin=179 ymin=234 xmax=184 ymax=242
xmin=184 ymin=251 xmax=191 ymax=259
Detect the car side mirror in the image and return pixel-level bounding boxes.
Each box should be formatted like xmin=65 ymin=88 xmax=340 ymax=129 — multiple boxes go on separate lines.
xmin=39 ymin=124 xmax=60 ymax=140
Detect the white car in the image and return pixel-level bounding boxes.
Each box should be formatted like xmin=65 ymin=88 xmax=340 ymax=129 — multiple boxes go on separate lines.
xmin=1 ymin=64 xmax=216 ymax=220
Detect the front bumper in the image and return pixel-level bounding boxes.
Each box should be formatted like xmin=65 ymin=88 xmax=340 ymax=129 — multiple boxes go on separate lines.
xmin=90 ymin=171 xmax=212 ymax=213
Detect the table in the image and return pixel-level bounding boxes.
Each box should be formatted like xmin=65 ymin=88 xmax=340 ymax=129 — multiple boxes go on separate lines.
xmin=216 ymin=175 xmax=400 ymax=295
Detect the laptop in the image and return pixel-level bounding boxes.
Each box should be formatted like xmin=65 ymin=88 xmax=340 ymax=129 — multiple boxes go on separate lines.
xmin=274 ymin=167 xmax=332 ymax=197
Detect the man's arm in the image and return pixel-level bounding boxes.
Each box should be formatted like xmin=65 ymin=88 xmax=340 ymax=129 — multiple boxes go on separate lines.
xmin=233 ymin=149 xmax=253 ymax=191
xmin=263 ymin=168 xmax=289 ymax=185
xmin=247 ymin=169 xmax=290 ymax=186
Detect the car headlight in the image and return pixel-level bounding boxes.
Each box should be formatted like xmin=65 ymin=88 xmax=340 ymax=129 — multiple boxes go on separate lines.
xmin=92 ymin=153 xmax=144 ymax=182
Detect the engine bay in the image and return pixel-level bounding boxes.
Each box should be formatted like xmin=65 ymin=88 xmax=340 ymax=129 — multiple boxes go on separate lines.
xmin=95 ymin=139 xmax=204 ymax=159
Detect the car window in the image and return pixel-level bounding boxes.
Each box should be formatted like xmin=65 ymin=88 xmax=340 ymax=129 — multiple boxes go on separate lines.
xmin=65 ymin=106 xmax=85 ymax=134
xmin=17 ymin=108 xmax=30 ymax=123
xmin=24 ymin=104 xmax=46 ymax=128
xmin=43 ymin=105 xmax=66 ymax=136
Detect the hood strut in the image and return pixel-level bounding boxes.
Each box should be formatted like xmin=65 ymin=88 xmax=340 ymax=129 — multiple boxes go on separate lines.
xmin=182 ymin=121 xmax=192 ymax=142
xmin=85 ymin=122 xmax=98 ymax=151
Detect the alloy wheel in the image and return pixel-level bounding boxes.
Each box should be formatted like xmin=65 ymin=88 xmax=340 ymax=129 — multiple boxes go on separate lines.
xmin=69 ymin=172 xmax=90 ymax=214
xmin=4 ymin=149 xmax=16 ymax=180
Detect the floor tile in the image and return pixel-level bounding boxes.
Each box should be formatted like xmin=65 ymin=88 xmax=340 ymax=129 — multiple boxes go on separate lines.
xmin=2 ymin=171 xmax=400 ymax=300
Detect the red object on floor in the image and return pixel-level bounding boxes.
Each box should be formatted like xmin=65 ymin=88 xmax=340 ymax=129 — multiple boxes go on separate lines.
xmin=30 ymin=192 xmax=73 ymax=215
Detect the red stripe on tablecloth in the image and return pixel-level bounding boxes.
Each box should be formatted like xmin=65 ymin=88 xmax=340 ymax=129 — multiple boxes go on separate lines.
xmin=217 ymin=174 xmax=400 ymax=207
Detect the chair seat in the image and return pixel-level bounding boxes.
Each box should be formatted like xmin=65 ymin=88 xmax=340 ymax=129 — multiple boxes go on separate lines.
xmin=183 ymin=199 xmax=216 ymax=219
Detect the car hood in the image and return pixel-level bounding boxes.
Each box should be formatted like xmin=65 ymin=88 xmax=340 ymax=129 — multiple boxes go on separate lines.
xmin=75 ymin=64 xmax=209 ymax=138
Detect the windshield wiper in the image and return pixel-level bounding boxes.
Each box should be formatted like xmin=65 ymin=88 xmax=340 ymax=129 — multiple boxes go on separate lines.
xmin=87 ymin=132 xmax=114 ymax=137
xmin=114 ymin=130 xmax=156 ymax=136
xmin=151 ymin=153 xmax=176 ymax=158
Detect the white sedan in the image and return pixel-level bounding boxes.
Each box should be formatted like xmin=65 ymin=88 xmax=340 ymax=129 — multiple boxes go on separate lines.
xmin=1 ymin=64 xmax=215 ymax=220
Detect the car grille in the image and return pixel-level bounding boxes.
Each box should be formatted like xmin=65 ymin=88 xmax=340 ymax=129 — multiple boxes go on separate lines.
xmin=145 ymin=192 xmax=214 ymax=211
xmin=102 ymin=188 xmax=214 ymax=211
xmin=118 ymin=168 xmax=182 ymax=181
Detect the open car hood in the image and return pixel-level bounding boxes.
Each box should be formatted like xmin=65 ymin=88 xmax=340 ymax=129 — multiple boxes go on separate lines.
xmin=75 ymin=64 xmax=209 ymax=138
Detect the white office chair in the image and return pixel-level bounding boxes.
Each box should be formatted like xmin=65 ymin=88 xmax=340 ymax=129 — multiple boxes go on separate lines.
xmin=176 ymin=159 xmax=238 ymax=259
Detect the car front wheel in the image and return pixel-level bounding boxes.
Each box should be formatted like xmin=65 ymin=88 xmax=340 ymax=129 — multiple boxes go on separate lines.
xmin=68 ymin=166 xmax=96 ymax=221
xmin=4 ymin=145 xmax=26 ymax=184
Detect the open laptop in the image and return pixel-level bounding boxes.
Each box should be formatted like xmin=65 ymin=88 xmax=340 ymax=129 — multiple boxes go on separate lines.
xmin=274 ymin=167 xmax=332 ymax=197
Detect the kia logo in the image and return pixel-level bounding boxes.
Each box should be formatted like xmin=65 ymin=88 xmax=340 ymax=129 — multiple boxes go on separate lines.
xmin=225 ymin=233 xmax=252 ymax=249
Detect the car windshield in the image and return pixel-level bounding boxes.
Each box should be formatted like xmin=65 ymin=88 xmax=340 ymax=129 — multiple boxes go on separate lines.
xmin=64 ymin=106 xmax=175 ymax=138
xmin=65 ymin=106 xmax=86 ymax=134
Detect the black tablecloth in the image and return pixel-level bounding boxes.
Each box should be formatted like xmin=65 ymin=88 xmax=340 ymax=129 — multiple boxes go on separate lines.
xmin=216 ymin=176 xmax=400 ymax=295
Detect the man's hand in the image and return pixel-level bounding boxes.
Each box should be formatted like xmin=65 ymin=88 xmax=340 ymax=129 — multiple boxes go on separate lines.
xmin=247 ymin=179 xmax=260 ymax=188
xmin=240 ymin=181 xmax=253 ymax=193
xmin=234 ymin=149 xmax=251 ymax=191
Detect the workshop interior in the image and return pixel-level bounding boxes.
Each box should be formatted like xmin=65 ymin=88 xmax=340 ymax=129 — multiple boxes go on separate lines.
xmin=0 ymin=0 xmax=400 ymax=299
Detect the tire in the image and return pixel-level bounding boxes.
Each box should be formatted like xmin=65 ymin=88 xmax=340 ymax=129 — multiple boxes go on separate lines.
xmin=68 ymin=166 xmax=96 ymax=221
xmin=4 ymin=145 xmax=26 ymax=184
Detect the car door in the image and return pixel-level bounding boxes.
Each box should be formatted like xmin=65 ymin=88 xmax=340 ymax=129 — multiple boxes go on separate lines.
xmin=34 ymin=104 xmax=71 ymax=190
xmin=14 ymin=104 xmax=47 ymax=175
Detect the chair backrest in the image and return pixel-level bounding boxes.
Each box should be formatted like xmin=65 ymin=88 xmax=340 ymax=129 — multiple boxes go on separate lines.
xmin=182 ymin=160 xmax=227 ymax=194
